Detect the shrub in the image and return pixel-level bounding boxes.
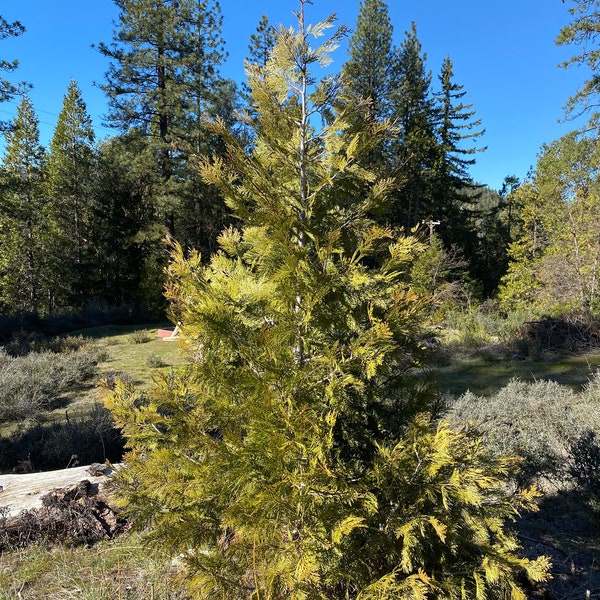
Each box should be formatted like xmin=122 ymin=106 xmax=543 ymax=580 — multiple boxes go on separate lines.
xmin=448 ymin=376 xmax=600 ymax=488
xmin=146 ymin=353 xmax=165 ymax=368
xmin=568 ymin=429 xmax=600 ymax=499
xmin=4 ymin=332 xmax=92 ymax=357
xmin=98 ymin=370 xmax=134 ymax=390
xmin=0 ymin=404 xmax=124 ymax=473
xmin=443 ymin=308 xmax=491 ymax=348
xmin=0 ymin=349 xmax=99 ymax=422
xmin=130 ymin=329 xmax=152 ymax=344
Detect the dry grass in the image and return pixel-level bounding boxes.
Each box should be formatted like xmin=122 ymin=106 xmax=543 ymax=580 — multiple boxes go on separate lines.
xmin=0 ymin=533 xmax=190 ymax=599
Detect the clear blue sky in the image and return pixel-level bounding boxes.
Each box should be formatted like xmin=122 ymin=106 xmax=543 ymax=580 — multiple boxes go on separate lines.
xmin=0 ymin=0 xmax=587 ymax=191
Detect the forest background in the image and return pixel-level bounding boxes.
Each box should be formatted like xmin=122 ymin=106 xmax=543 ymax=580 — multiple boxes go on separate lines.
xmin=0 ymin=0 xmax=597 ymax=319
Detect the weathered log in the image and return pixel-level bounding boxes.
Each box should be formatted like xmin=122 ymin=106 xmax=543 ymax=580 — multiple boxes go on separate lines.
xmin=0 ymin=479 xmax=129 ymax=550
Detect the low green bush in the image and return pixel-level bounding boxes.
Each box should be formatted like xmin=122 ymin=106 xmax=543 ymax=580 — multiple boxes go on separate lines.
xmin=5 ymin=332 xmax=92 ymax=357
xmin=443 ymin=306 xmax=540 ymax=352
xmin=130 ymin=329 xmax=152 ymax=344
xmin=145 ymin=353 xmax=165 ymax=368
xmin=99 ymin=370 xmax=134 ymax=390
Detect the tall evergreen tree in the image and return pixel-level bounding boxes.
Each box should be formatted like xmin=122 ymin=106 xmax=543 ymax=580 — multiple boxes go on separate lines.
xmin=432 ymin=56 xmax=484 ymax=238
xmin=97 ymin=0 xmax=227 ymax=147
xmin=246 ymin=15 xmax=276 ymax=71
xmin=97 ymin=0 xmax=234 ymax=246
xmin=45 ymin=80 xmax=96 ymax=310
xmin=91 ymin=130 xmax=166 ymax=313
xmin=107 ymin=5 xmax=549 ymax=597
xmin=427 ymin=56 xmax=486 ymax=287
xmin=391 ymin=22 xmax=438 ymax=232
xmin=241 ymin=14 xmax=277 ymax=125
xmin=467 ymin=182 xmax=515 ymax=297
xmin=338 ymin=0 xmax=398 ymax=184
xmin=342 ymin=0 xmax=395 ymax=126
xmin=0 ymin=94 xmax=47 ymax=313
xmin=557 ymin=0 xmax=600 ymax=130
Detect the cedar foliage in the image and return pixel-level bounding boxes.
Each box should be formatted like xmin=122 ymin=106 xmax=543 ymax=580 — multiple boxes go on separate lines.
xmin=107 ymin=4 xmax=549 ymax=598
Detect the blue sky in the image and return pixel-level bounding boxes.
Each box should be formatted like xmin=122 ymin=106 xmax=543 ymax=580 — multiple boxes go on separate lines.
xmin=0 ymin=0 xmax=587 ymax=191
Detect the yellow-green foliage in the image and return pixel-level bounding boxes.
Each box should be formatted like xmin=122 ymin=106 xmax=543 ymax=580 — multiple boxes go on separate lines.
xmin=499 ymin=133 xmax=600 ymax=317
xmin=106 ymin=6 xmax=549 ymax=599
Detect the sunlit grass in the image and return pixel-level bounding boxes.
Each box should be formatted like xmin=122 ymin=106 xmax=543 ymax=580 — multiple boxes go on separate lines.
xmin=90 ymin=324 xmax=187 ymax=389
xmin=0 ymin=533 xmax=189 ymax=599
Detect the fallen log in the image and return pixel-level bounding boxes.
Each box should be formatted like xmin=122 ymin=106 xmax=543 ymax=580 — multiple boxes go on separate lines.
xmin=0 ymin=479 xmax=129 ymax=550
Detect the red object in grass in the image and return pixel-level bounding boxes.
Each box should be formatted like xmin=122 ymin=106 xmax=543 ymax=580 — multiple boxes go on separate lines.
xmin=157 ymin=325 xmax=180 ymax=340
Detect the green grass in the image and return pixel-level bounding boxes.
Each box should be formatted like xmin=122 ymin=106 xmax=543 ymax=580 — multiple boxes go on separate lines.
xmin=0 ymin=323 xmax=188 ymax=441
xmin=88 ymin=323 xmax=187 ymax=388
xmin=0 ymin=533 xmax=189 ymax=599
xmin=436 ymin=349 xmax=600 ymax=396
xmin=55 ymin=324 xmax=188 ymax=416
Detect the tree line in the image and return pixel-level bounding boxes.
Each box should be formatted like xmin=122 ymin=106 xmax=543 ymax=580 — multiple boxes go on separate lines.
xmin=0 ymin=0 xmax=511 ymax=320
xmin=2 ymin=2 xmax=598 ymax=322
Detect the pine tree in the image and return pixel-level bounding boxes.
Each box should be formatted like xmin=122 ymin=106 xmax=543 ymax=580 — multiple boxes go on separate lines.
xmin=342 ymin=0 xmax=395 ymax=127
xmin=246 ymin=15 xmax=276 ymax=72
xmin=97 ymin=0 xmax=227 ymax=147
xmin=432 ymin=56 xmax=485 ymax=251
xmin=0 ymin=94 xmax=47 ymax=313
xmin=107 ymin=5 xmax=549 ymax=597
xmin=390 ymin=22 xmax=439 ymax=233
xmin=468 ymin=181 xmax=515 ymax=297
xmin=556 ymin=0 xmax=600 ymax=130
xmin=97 ymin=0 xmax=234 ymax=246
xmin=241 ymin=14 xmax=277 ymax=126
xmin=90 ymin=129 xmax=167 ymax=313
xmin=336 ymin=0 xmax=398 ymax=190
xmin=0 ymin=15 xmax=26 ymax=105
xmin=45 ymin=80 xmax=97 ymax=310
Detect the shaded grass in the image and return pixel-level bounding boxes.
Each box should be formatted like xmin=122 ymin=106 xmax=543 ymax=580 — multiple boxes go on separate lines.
xmin=436 ymin=349 xmax=600 ymax=396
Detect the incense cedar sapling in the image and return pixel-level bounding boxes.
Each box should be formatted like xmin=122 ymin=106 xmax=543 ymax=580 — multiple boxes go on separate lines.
xmin=106 ymin=3 xmax=550 ymax=597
